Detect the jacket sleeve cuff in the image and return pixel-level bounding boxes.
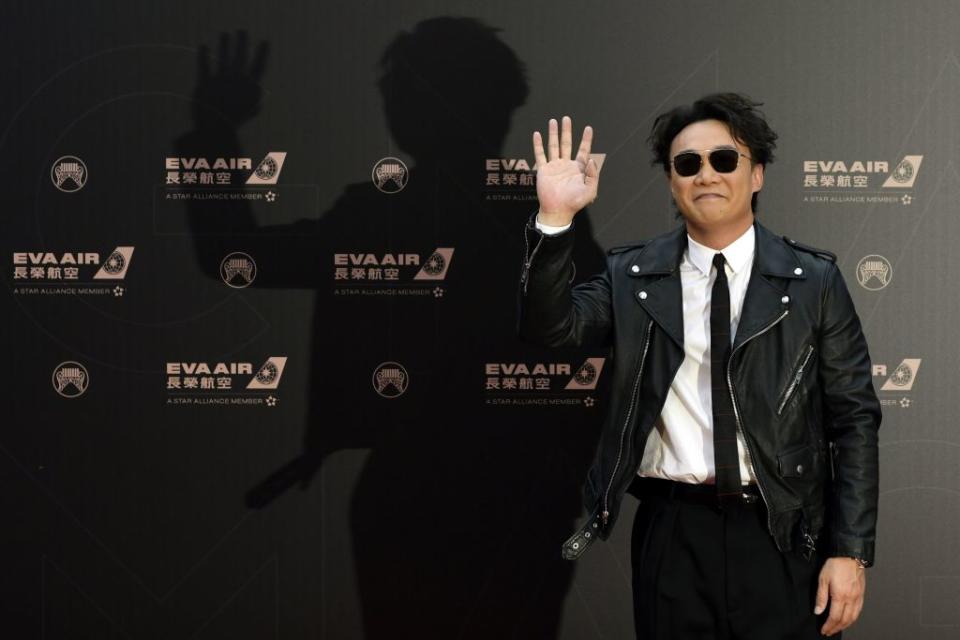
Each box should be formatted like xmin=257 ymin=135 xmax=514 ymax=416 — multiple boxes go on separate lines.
xmin=535 ymin=213 xmax=573 ymax=235
xmin=520 ymin=210 xmax=576 ymax=295
xmin=828 ymin=532 xmax=875 ymax=567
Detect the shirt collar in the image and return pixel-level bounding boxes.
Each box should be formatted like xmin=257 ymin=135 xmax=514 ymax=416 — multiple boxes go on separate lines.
xmin=685 ymin=224 xmax=756 ymax=277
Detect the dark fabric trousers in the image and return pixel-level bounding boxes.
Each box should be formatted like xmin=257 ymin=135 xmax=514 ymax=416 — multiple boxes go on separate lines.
xmin=630 ymin=480 xmax=833 ymax=639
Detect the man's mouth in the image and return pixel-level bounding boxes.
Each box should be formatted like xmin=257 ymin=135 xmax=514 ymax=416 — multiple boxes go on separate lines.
xmin=695 ymin=193 xmax=725 ymax=201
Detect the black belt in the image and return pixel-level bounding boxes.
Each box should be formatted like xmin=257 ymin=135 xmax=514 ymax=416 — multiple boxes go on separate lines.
xmin=628 ymin=476 xmax=761 ymax=509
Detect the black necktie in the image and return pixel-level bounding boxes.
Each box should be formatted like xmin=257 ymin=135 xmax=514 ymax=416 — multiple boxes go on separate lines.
xmin=710 ymin=253 xmax=741 ymax=502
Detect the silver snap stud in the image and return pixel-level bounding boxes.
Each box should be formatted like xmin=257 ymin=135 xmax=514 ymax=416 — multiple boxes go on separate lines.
xmin=639 ymin=291 xmax=648 ymax=300
xmin=794 ymin=267 xmax=803 ymax=275
xmin=781 ymin=295 xmax=790 ymax=304
xmin=572 ymin=542 xmax=580 ymax=549
xmin=584 ymin=532 xmax=591 ymax=538
xmin=796 ymin=464 xmax=804 ymax=474
xmin=631 ymin=265 xmax=640 ymax=273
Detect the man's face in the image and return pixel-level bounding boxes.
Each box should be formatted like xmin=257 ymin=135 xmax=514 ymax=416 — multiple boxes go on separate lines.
xmin=668 ymin=119 xmax=763 ymax=233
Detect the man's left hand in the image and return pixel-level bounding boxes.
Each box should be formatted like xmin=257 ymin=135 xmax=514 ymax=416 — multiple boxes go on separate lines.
xmin=815 ymin=557 xmax=866 ymax=636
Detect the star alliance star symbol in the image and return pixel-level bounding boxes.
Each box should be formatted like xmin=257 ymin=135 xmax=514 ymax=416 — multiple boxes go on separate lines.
xmin=584 ymin=396 xmax=595 ymax=407
xmin=265 ymin=191 xmax=277 ymax=202
xmin=266 ymin=395 xmax=278 ymax=407
xmin=433 ymin=286 xmax=444 ymax=298
xmin=901 ymin=194 xmax=912 ymax=205
xmin=899 ymin=397 xmax=911 ymax=408
xmin=113 ymin=285 xmax=125 ymax=297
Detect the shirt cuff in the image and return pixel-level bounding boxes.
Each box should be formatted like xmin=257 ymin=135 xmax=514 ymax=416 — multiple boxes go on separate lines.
xmin=535 ymin=215 xmax=572 ymax=235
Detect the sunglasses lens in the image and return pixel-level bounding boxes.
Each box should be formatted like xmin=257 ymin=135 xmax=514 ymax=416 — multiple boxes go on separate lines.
xmin=672 ymin=153 xmax=701 ymax=177
xmin=709 ymin=149 xmax=740 ymax=173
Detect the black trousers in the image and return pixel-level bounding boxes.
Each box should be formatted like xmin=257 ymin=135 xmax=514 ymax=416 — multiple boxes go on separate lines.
xmin=630 ymin=479 xmax=833 ymax=639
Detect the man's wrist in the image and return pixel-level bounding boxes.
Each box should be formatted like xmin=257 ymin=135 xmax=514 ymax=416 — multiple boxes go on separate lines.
xmin=535 ymin=211 xmax=573 ymax=235
xmin=536 ymin=210 xmax=574 ymax=228
xmin=833 ymin=555 xmax=870 ymax=569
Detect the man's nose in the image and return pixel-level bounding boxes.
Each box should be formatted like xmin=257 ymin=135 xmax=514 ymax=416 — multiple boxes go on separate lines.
xmin=695 ymin=157 xmax=721 ymax=184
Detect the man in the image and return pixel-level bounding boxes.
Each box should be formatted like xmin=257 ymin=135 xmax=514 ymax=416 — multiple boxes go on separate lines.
xmin=518 ymin=93 xmax=880 ymax=638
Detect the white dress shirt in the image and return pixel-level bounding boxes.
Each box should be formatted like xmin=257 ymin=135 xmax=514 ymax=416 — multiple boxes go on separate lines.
xmin=535 ymin=216 xmax=757 ymax=485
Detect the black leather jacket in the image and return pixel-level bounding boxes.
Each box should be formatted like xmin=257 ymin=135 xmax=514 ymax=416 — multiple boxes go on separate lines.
xmin=518 ymin=214 xmax=881 ymax=565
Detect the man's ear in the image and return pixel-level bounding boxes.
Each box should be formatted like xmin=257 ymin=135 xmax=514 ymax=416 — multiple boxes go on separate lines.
xmin=752 ymin=163 xmax=765 ymax=193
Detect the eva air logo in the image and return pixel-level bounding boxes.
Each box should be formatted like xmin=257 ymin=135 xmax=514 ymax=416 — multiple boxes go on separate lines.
xmin=564 ymin=358 xmax=606 ymax=390
xmin=873 ymin=359 xmax=922 ymax=391
xmin=881 ymin=156 xmax=923 ymax=188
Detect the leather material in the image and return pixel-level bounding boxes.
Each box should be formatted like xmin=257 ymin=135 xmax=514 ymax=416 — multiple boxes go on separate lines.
xmin=561 ymin=507 xmax=603 ymax=560
xmin=518 ymin=214 xmax=881 ymax=565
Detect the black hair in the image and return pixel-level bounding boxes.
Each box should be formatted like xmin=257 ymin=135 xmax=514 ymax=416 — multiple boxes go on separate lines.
xmin=377 ymin=17 xmax=529 ymax=159
xmin=648 ymin=93 xmax=777 ymax=212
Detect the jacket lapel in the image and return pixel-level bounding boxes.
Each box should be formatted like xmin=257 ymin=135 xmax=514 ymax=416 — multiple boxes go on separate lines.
xmin=627 ymin=225 xmax=686 ymax=348
xmin=625 ymin=221 xmax=806 ymax=352
xmin=732 ymin=222 xmax=806 ymax=351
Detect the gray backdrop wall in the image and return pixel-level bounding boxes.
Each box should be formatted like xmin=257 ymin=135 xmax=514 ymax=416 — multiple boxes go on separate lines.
xmin=2 ymin=1 xmax=956 ymax=638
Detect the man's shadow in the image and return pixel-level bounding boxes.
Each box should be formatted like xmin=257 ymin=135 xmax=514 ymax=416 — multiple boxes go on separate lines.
xmin=178 ymin=20 xmax=608 ymax=638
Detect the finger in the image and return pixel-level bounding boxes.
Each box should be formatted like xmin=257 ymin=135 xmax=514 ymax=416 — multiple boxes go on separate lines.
xmin=822 ymin=600 xmax=847 ymax=636
xmin=584 ymin=157 xmax=600 ymax=187
xmin=575 ymin=125 xmax=594 ymax=167
xmin=814 ymin=577 xmax=829 ymax=615
xmin=532 ymin=131 xmax=547 ymax=168
xmin=842 ymin=593 xmax=864 ymax=630
xmin=839 ymin=600 xmax=858 ymax=631
xmin=848 ymin=598 xmax=864 ymax=627
xmin=547 ymin=118 xmax=559 ymax=162
xmin=560 ymin=115 xmax=573 ymax=160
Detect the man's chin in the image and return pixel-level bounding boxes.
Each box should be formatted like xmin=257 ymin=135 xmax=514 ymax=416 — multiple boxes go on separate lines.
xmin=681 ymin=210 xmax=756 ymax=237
xmin=681 ymin=208 xmax=731 ymax=226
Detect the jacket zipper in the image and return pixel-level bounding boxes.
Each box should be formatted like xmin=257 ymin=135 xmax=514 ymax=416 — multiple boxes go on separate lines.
xmin=726 ymin=309 xmax=789 ymax=535
xmin=519 ymin=218 xmax=546 ymax=295
xmin=776 ymin=344 xmax=815 ymax=416
xmin=602 ymin=319 xmax=654 ymax=526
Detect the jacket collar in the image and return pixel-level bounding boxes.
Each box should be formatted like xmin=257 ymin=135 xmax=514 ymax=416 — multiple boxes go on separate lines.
xmin=625 ymin=220 xmax=805 ymax=279
xmin=686 ymin=225 xmax=755 ymax=277
xmin=627 ymin=220 xmax=806 ymax=349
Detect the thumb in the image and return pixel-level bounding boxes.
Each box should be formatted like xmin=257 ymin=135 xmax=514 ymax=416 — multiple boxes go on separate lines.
xmin=814 ymin=575 xmax=829 ymax=615
xmin=584 ymin=158 xmax=600 ymax=185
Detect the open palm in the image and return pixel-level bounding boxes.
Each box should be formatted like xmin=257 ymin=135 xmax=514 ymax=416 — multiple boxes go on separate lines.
xmin=533 ymin=116 xmax=600 ymax=224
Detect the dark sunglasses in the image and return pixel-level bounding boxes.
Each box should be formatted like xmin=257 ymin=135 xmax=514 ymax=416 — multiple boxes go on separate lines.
xmin=670 ymin=148 xmax=751 ymax=177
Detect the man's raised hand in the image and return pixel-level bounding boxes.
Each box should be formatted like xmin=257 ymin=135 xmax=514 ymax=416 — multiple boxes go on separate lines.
xmin=532 ymin=116 xmax=600 ymax=226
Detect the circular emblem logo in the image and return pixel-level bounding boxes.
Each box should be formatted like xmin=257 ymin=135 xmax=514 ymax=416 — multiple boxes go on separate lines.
xmin=372 ymin=361 xmax=408 ymax=398
xmin=573 ymin=361 xmax=597 ymax=386
xmin=255 ymin=156 xmax=278 ymax=180
xmin=255 ymin=361 xmax=278 ymax=385
xmin=889 ymin=363 xmax=913 ymax=387
xmin=422 ymin=252 xmax=446 ymax=276
xmin=53 ymin=361 xmax=89 ymax=398
xmin=102 ymin=250 xmax=126 ymax=275
xmin=856 ymin=255 xmax=892 ymax=291
xmin=891 ymin=159 xmax=914 ymax=184
xmin=220 ymin=252 xmax=257 ymax=288
xmin=51 ymin=156 xmax=87 ymax=192
xmin=371 ymin=157 xmax=408 ymax=194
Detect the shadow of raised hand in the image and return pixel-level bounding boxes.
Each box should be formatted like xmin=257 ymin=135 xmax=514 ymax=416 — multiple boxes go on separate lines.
xmin=192 ymin=30 xmax=269 ymax=131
